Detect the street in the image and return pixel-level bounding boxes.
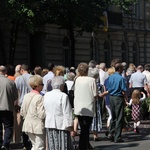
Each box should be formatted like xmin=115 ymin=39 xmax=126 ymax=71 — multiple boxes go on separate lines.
xmin=10 ymin=120 xmax=150 ymax=150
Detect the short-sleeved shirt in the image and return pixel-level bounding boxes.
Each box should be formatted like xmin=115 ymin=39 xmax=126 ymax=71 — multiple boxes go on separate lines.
xmin=106 ymin=72 xmax=127 ymax=96
xmin=129 ymin=70 xmax=147 ymax=87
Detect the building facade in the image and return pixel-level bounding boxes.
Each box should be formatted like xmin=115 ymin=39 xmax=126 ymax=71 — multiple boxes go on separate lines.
xmin=0 ymin=1 xmax=150 ymax=68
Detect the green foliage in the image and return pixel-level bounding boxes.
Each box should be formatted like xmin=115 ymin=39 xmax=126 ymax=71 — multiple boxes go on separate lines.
xmin=0 ymin=0 xmax=139 ymax=33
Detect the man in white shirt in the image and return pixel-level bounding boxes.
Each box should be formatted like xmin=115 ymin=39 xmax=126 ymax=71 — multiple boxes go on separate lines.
xmin=41 ymin=62 xmax=55 ymax=95
xmin=99 ymin=63 xmax=108 ymax=85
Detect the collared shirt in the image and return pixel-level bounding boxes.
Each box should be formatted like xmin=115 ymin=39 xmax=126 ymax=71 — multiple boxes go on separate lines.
xmin=42 ymin=71 xmax=54 ymax=94
xmin=129 ymin=70 xmax=147 ymax=87
xmin=99 ymin=69 xmax=109 ymax=85
xmin=106 ymin=72 xmax=127 ymax=96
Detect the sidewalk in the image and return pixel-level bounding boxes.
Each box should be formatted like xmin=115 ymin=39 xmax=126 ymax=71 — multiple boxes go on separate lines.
xmin=10 ymin=120 xmax=150 ymax=150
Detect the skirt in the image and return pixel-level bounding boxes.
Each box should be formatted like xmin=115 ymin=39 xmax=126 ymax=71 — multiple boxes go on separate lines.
xmin=46 ymin=128 xmax=73 ymax=150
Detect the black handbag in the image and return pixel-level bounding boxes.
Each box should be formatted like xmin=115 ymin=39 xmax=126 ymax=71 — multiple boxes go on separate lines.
xmin=68 ymin=78 xmax=77 ymax=108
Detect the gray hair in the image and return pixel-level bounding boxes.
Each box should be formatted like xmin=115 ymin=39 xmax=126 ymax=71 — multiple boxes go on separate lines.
xmin=51 ymin=76 xmax=65 ymax=89
xmin=126 ymin=68 xmax=133 ymax=75
xmin=67 ymin=72 xmax=75 ymax=81
xmin=88 ymin=60 xmax=97 ymax=68
xmin=0 ymin=66 xmax=7 ymax=75
xmin=99 ymin=63 xmax=106 ymax=69
xmin=88 ymin=68 xmax=99 ymax=79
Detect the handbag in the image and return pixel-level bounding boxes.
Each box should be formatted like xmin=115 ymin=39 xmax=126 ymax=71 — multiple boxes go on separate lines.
xmin=68 ymin=78 xmax=77 ymax=108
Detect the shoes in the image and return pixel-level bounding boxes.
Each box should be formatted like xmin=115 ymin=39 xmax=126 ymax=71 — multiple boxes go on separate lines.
xmin=136 ymin=127 xmax=140 ymax=133
xmin=114 ymin=138 xmax=124 ymax=143
xmin=108 ymin=134 xmax=114 ymax=141
xmin=1 ymin=146 xmax=8 ymax=150
xmin=94 ymin=137 xmax=101 ymax=141
xmin=105 ymin=131 xmax=109 ymax=136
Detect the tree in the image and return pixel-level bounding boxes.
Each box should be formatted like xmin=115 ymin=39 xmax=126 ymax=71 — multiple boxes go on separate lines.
xmin=0 ymin=0 xmax=138 ymax=66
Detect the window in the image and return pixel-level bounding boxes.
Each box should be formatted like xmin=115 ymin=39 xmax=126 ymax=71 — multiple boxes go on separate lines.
xmin=104 ymin=40 xmax=111 ymax=67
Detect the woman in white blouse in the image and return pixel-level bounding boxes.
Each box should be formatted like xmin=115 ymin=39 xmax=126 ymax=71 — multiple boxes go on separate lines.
xmin=44 ymin=76 xmax=74 ymax=150
xmin=74 ymin=62 xmax=98 ymax=150
xmin=20 ymin=75 xmax=45 ymax=150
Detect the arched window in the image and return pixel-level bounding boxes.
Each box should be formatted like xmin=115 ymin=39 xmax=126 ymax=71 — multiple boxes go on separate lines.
xmin=121 ymin=41 xmax=128 ymax=63
xmin=62 ymin=36 xmax=70 ymax=67
xmin=90 ymin=34 xmax=99 ymax=62
xmin=104 ymin=40 xmax=111 ymax=67
xmin=133 ymin=42 xmax=139 ymax=66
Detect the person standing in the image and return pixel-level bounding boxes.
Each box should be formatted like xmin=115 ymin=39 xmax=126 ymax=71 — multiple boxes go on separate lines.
xmin=74 ymin=62 xmax=98 ymax=150
xmin=0 ymin=66 xmax=18 ymax=150
xmin=129 ymin=65 xmax=150 ymax=97
xmin=20 ymin=75 xmax=45 ymax=150
xmin=41 ymin=62 xmax=55 ymax=95
xmin=44 ymin=76 xmax=74 ymax=150
xmin=127 ymin=90 xmax=146 ymax=133
xmin=15 ymin=64 xmax=32 ymax=149
xmin=100 ymin=63 xmax=128 ymax=143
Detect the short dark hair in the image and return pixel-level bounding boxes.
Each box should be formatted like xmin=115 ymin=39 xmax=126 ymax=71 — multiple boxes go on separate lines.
xmin=115 ymin=63 xmax=123 ymax=71
xmin=21 ymin=64 xmax=29 ymax=71
xmin=47 ymin=62 xmax=55 ymax=71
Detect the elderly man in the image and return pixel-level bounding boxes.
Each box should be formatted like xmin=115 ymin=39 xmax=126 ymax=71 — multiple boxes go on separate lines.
xmin=0 ymin=66 xmax=18 ymax=150
xmin=100 ymin=63 xmax=128 ymax=143
xmin=129 ymin=65 xmax=150 ymax=97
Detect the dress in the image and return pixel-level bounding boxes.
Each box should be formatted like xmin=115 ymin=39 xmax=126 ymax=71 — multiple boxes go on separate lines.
xmin=128 ymin=94 xmax=146 ymax=121
xmin=90 ymin=82 xmax=103 ymax=132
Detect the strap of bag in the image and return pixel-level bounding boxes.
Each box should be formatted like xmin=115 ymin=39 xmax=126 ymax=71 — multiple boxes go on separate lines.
xmin=70 ymin=77 xmax=77 ymax=90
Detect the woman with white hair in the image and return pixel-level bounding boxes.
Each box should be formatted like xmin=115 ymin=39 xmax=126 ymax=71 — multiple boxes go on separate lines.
xmin=20 ymin=75 xmax=45 ymax=150
xmin=44 ymin=76 xmax=74 ymax=150
xmin=88 ymin=68 xmax=103 ymax=141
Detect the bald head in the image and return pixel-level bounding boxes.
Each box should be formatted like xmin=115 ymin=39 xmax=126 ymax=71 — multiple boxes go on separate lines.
xmin=0 ymin=66 xmax=7 ymax=75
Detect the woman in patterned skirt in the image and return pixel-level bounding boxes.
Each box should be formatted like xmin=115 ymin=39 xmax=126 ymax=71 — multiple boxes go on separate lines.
xmin=127 ymin=89 xmax=146 ymax=133
xmin=44 ymin=76 xmax=74 ymax=150
xmin=88 ymin=67 xmax=103 ymax=141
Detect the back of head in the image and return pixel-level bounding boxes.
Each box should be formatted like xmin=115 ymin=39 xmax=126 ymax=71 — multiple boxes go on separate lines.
xmin=34 ymin=66 xmax=42 ymax=75
xmin=29 ymin=75 xmax=43 ymax=89
xmin=88 ymin=67 xmax=99 ymax=79
xmin=107 ymin=67 xmax=115 ymax=76
xmin=6 ymin=65 xmax=15 ymax=76
xmin=0 ymin=66 xmax=7 ymax=75
xmin=88 ymin=60 xmax=97 ymax=68
xmin=131 ymin=89 xmax=140 ymax=104
xmin=15 ymin=64 xmax=21 ymax=73
xmin=110 ymin=58 xmax=122 ymax=67
xmin=99 ymin=63 xmax=106 ymax=70
xmin=21 ymin=64 xmax=30 ymax=72
xmin=78 ymin=62 xmax=89 ymax=76
xmin=51 ymin=76 xmax=65 ymax=89
xmin=47 ymin=62 xmax=55 ymax=71
xmin=54 ymin=65 xmax=65 ymax=76
xmin=114 ymin=63 xmax=123 ymax=72
xmin=136 ymin=65 xmax=143 ymax=72
xmin=144 ymin=63 xmax=150 ymax=71
xmin=67 ymin=72 xmax=75 ymax=81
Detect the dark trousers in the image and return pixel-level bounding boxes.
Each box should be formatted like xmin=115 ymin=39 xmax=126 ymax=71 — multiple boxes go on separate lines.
xmin=109 ymin=96 xmax=124 ymax=142
xmin=0 ymin=111 xmax=14 ymax=149
xmin=77 ymin=116 xmax=93 ymax=150
xmin=21 ymin=117 xmax=31 ymax=149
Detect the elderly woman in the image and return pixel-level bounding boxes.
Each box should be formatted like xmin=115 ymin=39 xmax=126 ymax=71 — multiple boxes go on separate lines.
xmin=44 ymin=76 xmax=74 ymax=150
xmin=74 ymin=62 xmax=98 ymax=150
xmin=20 ymin=75 xmax=45 ymax=150
xmin=88 ymin=67 xmax=103 ymax=141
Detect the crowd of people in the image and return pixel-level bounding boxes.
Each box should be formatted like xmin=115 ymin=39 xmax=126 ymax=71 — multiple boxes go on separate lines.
xmin=0 ymin=58 xmax=150 ymax=150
